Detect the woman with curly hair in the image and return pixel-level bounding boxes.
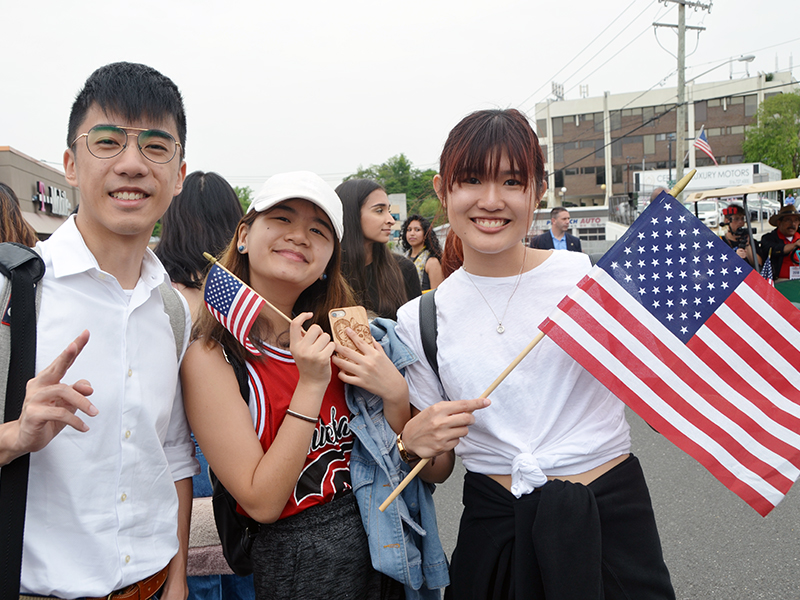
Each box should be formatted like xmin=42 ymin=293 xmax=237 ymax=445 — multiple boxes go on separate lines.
xmin=401 ymin=214 xmax=443 ymax=291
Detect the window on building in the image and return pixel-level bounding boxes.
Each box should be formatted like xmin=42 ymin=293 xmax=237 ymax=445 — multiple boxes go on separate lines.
xmin=536 ymin=119 xmax=547 ymax=137
xmin=554 ymin=170 xmax=564 ymax=188
xmin=631 ymin=107 xmax=642 ymax=115
xmin=695 ymin=156 xmax=715 ymax=167
xmin=610 ymin=111 xmax=621 ymax=130
xmin=594 ymin=113 xmax=604 ymax=133
xmin=623 ymin=135 xmax=642 ymax=146
xmin=554 ymin=143 xmax=564 ymax=163
xmin=707 ymin=127 xmax=721 ymax=137
xmin=644 ymin=134 xmax=655 ymax=155
xmin=595 ymin=139 xmax=605 ymax=159
xmin=744 ymin=94 xmax=758 ymax=117
xmin=565 ymin=168 xmax=578 ymax=176
xmin=552 ymin=117 xmax=563 ymax=137
xmin=643 ymin=106 xmax=655 ymax=126
xmin=582 ymin=166 xmax=596 ymax=174
xmin=728 ymin=125 xmax=745 ymax=135
xmin=656 ymin=161 xmax=667 ymax=169
xmin=612 ymin=165 xmax=624 ymax=184
xmin=541 ymin=144 xmax=548 ymax=158
xmin=596 ymin=170 xmax=605 ymax=185
xmin=583 ymin=113 xmax=594 ymax=121
xmin=708 ymin=99 xmax=720 ymax=107
xmin=730 ymin=96 xmax=744 ymax=105
xmin=728 ymin=155 xmax=743 ymax=164
xmin=695 ymin=100 xmax=707 ymax=123
xmin=656 ymin=133 xmax=667 ymax=142
xmin=611 ymin=139 xmax=622 ymax=158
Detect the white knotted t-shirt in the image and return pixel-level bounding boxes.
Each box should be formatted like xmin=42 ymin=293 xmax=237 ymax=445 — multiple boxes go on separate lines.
xmin=396 ymin=250 xmax=630 ymax=497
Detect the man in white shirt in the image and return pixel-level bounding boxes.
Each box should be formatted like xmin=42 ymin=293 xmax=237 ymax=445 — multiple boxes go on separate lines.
xmin=0 ymin=62 xmax=197 ymax=600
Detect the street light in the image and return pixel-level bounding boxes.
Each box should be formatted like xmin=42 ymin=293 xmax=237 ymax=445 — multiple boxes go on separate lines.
xmin=560 ymin=187 xmax=567 ymax=205
xmin=686 ymin=55 xmax=756 ymax=85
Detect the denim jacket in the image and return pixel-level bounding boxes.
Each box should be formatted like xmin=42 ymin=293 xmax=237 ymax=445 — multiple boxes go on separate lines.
xmin=346 ymin=318 xmax=450 ymax=599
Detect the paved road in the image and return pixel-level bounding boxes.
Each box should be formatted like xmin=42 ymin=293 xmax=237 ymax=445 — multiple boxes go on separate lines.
xmin=432 ymin=408 xmax=800 ymax=599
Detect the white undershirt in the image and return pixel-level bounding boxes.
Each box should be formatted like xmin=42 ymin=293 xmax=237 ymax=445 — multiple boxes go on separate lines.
xmin=396 ymin=250 xmax=630 ymax=497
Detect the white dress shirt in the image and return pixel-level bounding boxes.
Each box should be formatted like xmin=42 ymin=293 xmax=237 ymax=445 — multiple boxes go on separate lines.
xmin=396 ymin=251 xmax=630 ymax=497
xmin=20 ymin=216 xmax=197 ymax=597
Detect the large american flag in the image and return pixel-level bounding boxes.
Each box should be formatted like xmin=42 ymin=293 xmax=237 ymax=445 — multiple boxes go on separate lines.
xmin=540 ymin=191 xmax=800 ymax=516
xmin=694 ymin=127 xmax=718 ymax=165
xmin=204 ymin=263 xmax=266 ymax=355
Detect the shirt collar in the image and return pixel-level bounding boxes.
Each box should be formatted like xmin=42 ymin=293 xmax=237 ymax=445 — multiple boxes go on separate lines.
xmin=46 ymin=215 xmax=169 ymax=289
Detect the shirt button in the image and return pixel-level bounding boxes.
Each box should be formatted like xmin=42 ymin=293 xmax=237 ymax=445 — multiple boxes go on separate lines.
xmin=128 ymin=368 xmax=133 ymax=377
xmin=121 ymin=493 xmax=127 ymax=502
xmin=125 ymin=430 xmax=131 ymax=439
xmin=125 ymin=555 xmax=131 ymax=563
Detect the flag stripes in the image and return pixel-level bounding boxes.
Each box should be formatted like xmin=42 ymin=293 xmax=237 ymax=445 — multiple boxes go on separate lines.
xmin=541 ymin=267 xmax=800 ymax=515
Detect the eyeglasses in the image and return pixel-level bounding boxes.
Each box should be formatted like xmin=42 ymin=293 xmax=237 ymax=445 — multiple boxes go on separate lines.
xmin=70 ymin=125 xmax=182 ymax=164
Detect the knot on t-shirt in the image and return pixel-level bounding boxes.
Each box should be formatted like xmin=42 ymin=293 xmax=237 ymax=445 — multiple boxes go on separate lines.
xmin=511 ymin=452 xmax=547 ymax=497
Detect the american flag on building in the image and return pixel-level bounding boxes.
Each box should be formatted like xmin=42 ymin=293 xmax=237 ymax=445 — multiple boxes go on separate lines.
xmin=204 ymin=262 xmax=266 ymax=355
xmin=694 ymin=126 xmax=718 ymax=165
xmin=540 ymin=191 xmax=800 ymax=516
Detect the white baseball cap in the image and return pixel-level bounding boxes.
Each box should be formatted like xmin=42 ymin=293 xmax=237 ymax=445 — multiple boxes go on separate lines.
xmin=248 ymin=171 xmax=344 ymax=240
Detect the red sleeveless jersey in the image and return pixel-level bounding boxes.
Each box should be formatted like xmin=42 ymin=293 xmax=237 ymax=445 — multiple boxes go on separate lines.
xmin=244 ymin=344 xmax=353 ymax=520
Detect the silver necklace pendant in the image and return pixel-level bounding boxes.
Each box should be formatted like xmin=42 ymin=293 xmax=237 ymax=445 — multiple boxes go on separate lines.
xmin=497 ymin=324 xmax=505 ymax=334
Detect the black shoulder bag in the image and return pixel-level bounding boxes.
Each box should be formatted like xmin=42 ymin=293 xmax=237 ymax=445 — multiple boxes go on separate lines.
xmin=0 ymin=243 xmax=45 ymax=600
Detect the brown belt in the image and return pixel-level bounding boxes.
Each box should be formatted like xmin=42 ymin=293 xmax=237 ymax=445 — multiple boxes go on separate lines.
xmin=20 ymin=566 xmax=169 ymax=600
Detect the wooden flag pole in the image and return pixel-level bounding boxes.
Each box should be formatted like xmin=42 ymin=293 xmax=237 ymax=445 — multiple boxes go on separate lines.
xmin=203 ymin=252 xmax=293 ymax=325
xmin=379 ymin=332 xmax=546 ymax=512
xmin=378 ymin=170 xmax=701 ymax=513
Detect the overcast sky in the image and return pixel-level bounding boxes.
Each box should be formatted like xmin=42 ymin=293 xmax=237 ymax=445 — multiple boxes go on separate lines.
xmin=2 ymin=0 xmax=797 ymax=191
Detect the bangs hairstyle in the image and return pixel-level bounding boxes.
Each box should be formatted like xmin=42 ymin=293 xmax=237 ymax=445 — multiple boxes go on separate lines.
xmin=67 ymin=62 xmax=187 ymax=156
xmin=438 ymin=109 xmax=545 ymax=197
xmin=193 ymin=208 xmax=355 ymax=364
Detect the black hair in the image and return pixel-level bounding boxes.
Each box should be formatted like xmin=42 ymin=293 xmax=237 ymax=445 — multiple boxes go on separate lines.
xmin=67 ymin=62 xmax=186 ymax=156
xmin=155 ymin=171 xmax=243 ymax=288
xmin=335 ymin=178 xmax=408 ymax=318
xmin=400 ymin=213 xmax=442 ymax=259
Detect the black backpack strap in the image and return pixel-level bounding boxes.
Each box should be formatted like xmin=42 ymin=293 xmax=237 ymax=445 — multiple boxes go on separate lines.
xmin=0 ymin=242 xmax=45 ymax=600
xmin=419 ymin=289 xmax=440 ymax=382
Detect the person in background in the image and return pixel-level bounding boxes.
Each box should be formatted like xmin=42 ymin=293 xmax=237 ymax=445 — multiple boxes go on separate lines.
xmin=401 ymin=214 xmax=444 ymax=291
xmin=395 ymin=108 xmax=674 ymax=600
xmin=0 ymin=182 xmax=39 ymax=246
xmin=529 ymin=206 xmax=582 ymax=252
xmin=336 ymin=179 xmax=420 ymax=319
xmin=155 ymin=170 xmax=254 ymax=599
xmin=719 ymin=204 xmax=760 ymax=269
xmin=759 ymin=204 xmax=800 ymax=281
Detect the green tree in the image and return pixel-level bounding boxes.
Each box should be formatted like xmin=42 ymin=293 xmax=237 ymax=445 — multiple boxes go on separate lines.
xmin=234 ymin=185 xmax=253 ymax=213
xmin=743 ymin=91 xmax=800 ymax=179
xmin=345 ymin=154 xmax=443 ymax=223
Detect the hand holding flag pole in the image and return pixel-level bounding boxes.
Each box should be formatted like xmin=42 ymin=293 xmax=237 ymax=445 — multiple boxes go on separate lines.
xmin=378 ymin=171 xmax=699 ymax=513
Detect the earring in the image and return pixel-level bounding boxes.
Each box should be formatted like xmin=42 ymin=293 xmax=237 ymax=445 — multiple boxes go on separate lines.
xmin=238 ymin=245 xmax=246 ymax=253
xmin=320 ymin=273 xmax=328 ymax=281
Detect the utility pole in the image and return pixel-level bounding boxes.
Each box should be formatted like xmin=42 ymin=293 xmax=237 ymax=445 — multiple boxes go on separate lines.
xmin=654 ymin=0 xmax=711 ymax=195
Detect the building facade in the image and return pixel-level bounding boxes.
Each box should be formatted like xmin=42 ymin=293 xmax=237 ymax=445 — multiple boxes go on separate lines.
xmin=534 ymin=72 xmax=798 ymax=210
xmin=1 ymin=146 xmax=78 ymax=238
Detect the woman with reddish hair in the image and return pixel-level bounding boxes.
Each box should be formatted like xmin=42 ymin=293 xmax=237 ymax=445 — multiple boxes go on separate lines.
xmin=394 ymin=109 xmax=674 ymax=599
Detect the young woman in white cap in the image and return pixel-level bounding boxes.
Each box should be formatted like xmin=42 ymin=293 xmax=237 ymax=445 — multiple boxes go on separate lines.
xmin=181 ymin=171 xmax=407 ymax=599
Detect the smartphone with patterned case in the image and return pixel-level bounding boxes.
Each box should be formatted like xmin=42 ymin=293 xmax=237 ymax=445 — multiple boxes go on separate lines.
xmin=328 ymin=306 xmax=373 ymax=356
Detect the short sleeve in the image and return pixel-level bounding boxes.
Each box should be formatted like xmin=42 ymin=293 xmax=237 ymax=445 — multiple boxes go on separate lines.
xmin=395 ymin=298 xmax=447 ymax=412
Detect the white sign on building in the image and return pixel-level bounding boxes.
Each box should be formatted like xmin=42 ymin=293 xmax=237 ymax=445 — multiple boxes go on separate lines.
xmin=634 ymin=163 xmax=781 ymax=195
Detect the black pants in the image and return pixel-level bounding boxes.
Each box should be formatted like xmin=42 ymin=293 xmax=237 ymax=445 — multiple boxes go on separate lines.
xmin=446 ymin=455 xmax=675 ymax=600
xmin=250 ymin=492 xmax=403 ymax=600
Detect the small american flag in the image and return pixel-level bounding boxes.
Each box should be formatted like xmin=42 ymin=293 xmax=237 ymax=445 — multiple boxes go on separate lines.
xmin=540 ymin=191 xmax=800 ymax=516
xmin=760 ymin=250 xmax=775 ymax=287
xmin=694 ymin=127 xmax=718 ymax=165
xmin=204 ymin=263 xmax=266 ymax=355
